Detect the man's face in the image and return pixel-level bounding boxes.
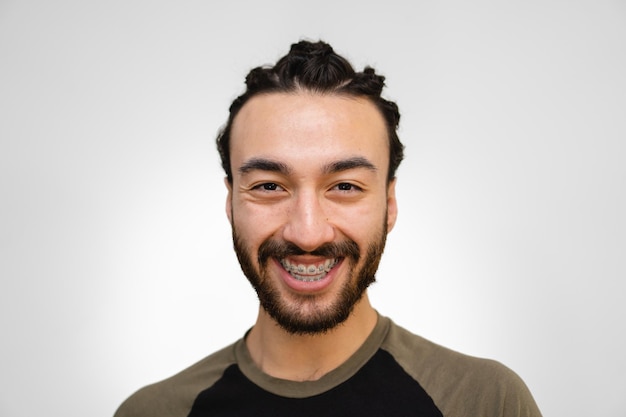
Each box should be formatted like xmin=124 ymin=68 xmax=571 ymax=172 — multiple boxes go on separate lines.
xmin=226 ymin=92 xmax=398 ymax=334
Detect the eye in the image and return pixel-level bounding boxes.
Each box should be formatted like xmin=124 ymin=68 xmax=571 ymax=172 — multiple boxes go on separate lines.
xmin=253 ymin=182 xmax=284 ymax=192
xmin=333 ymin=182 xmax=362 ymax=192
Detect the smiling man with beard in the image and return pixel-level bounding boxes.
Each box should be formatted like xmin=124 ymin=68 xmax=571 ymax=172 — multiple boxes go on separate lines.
xmin=115 ymin=40 xmax=542 ymax=417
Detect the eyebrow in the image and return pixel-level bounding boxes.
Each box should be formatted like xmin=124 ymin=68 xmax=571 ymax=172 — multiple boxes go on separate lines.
xmin=322 ymin=157 xmax=377 ymax=174
xmin=239 ymin=158 xmax=292 ymax=175
xmin=238 ymin=156 xmax=377 ymax=176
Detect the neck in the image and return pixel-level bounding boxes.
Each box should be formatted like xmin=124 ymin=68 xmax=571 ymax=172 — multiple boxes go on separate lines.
xmin=245 ymin=293 xmax=378 ymax=381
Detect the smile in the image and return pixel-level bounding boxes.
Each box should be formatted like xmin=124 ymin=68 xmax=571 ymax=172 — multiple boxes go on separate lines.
xmin=279 ymin=258 xmax=340 ymax=282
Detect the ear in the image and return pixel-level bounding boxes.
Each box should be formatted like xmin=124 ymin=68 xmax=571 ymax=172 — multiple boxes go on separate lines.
xmin=225 ymin=178 xmax=233 ymax=225
xmin=386 ymin=178 xmax=398 ymax=233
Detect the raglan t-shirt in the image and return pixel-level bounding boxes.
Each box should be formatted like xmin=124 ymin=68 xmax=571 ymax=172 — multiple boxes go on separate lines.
xmin=114 ymin=315 xmax=542 ymax=417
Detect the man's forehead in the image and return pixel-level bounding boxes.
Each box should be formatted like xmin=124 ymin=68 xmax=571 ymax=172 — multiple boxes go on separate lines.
xmin=230 ymin=92 xmax=388 ymax=150
xmin=232 ymin=92 xmax=385 ymax=134
xmin=227 ymin=91 xmax=391 ymax=182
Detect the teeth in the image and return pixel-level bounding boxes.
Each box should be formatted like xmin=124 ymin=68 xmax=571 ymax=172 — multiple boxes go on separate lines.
xmin=279 ymin=258 xmax=339 ymax=281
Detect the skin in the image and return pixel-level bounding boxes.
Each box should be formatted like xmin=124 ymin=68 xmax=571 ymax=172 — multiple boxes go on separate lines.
xmin=225 ymin=91 xmax=398 ymax=381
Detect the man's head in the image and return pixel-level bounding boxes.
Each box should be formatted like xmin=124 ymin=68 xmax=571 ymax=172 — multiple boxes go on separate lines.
xmin=217 ymin=40 xmax=403 ymax=185
xmin=218 ymin=41 xmax=404 ymax=335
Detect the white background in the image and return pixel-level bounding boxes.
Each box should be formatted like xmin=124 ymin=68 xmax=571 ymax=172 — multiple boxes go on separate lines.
xmin=1 ymin=1 xmax=625 ymax=416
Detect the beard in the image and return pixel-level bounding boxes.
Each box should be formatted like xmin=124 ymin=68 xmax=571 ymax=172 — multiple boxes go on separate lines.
xmin=231 ymin=219 xmax=388 ymax=335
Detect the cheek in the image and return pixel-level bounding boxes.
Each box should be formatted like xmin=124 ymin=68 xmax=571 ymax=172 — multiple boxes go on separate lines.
xmin=332 ymin=202 xmax=387 ymax=240
xmin=232 ymin=200 xmax=287 ymax=241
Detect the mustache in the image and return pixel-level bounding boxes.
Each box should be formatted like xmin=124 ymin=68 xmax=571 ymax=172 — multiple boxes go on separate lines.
xmin=258 ymin=239 xmax=360 ymax=265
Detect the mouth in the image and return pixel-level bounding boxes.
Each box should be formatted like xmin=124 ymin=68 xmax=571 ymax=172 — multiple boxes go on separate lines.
xmin=279 ymin=257 xmax=340 ymax=282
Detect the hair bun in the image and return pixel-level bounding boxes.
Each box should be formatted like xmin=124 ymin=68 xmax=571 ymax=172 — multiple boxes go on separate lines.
xmin=289 ymin=40 xmax=334 ymax=58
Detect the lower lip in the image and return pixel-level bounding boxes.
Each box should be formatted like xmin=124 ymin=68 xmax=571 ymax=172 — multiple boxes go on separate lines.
xmin=274 ymin=258 xmax=342 ymax=293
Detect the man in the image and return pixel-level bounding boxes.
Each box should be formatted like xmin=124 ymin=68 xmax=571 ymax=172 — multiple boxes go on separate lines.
xmin=115 ymin=40 xmax=542 ymax=417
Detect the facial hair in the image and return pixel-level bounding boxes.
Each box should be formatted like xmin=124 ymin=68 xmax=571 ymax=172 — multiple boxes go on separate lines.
xmin=231 ymin=219 xmax=388 ymax=335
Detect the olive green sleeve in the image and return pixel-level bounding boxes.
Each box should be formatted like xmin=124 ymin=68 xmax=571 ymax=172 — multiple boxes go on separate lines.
xmin=114 ymin=342 xmax=238 ymax=417
xmin=382 ymin=322 xmax=542 ymax=417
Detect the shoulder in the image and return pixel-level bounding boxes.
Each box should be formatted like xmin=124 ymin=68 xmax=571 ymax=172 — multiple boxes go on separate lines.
xmin=381 ymin=319 xmax=542 ymax=417
xmin=114 ymin=341 xmax=238 ymax=417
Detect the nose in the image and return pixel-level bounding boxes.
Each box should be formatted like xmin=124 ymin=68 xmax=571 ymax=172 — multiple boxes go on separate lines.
xmin=281 ymin=190 xmax=335 ymax=252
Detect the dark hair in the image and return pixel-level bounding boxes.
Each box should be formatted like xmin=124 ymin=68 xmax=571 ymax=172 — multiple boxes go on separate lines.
xmin=216 ymin=40 xmax=404 ymax=183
